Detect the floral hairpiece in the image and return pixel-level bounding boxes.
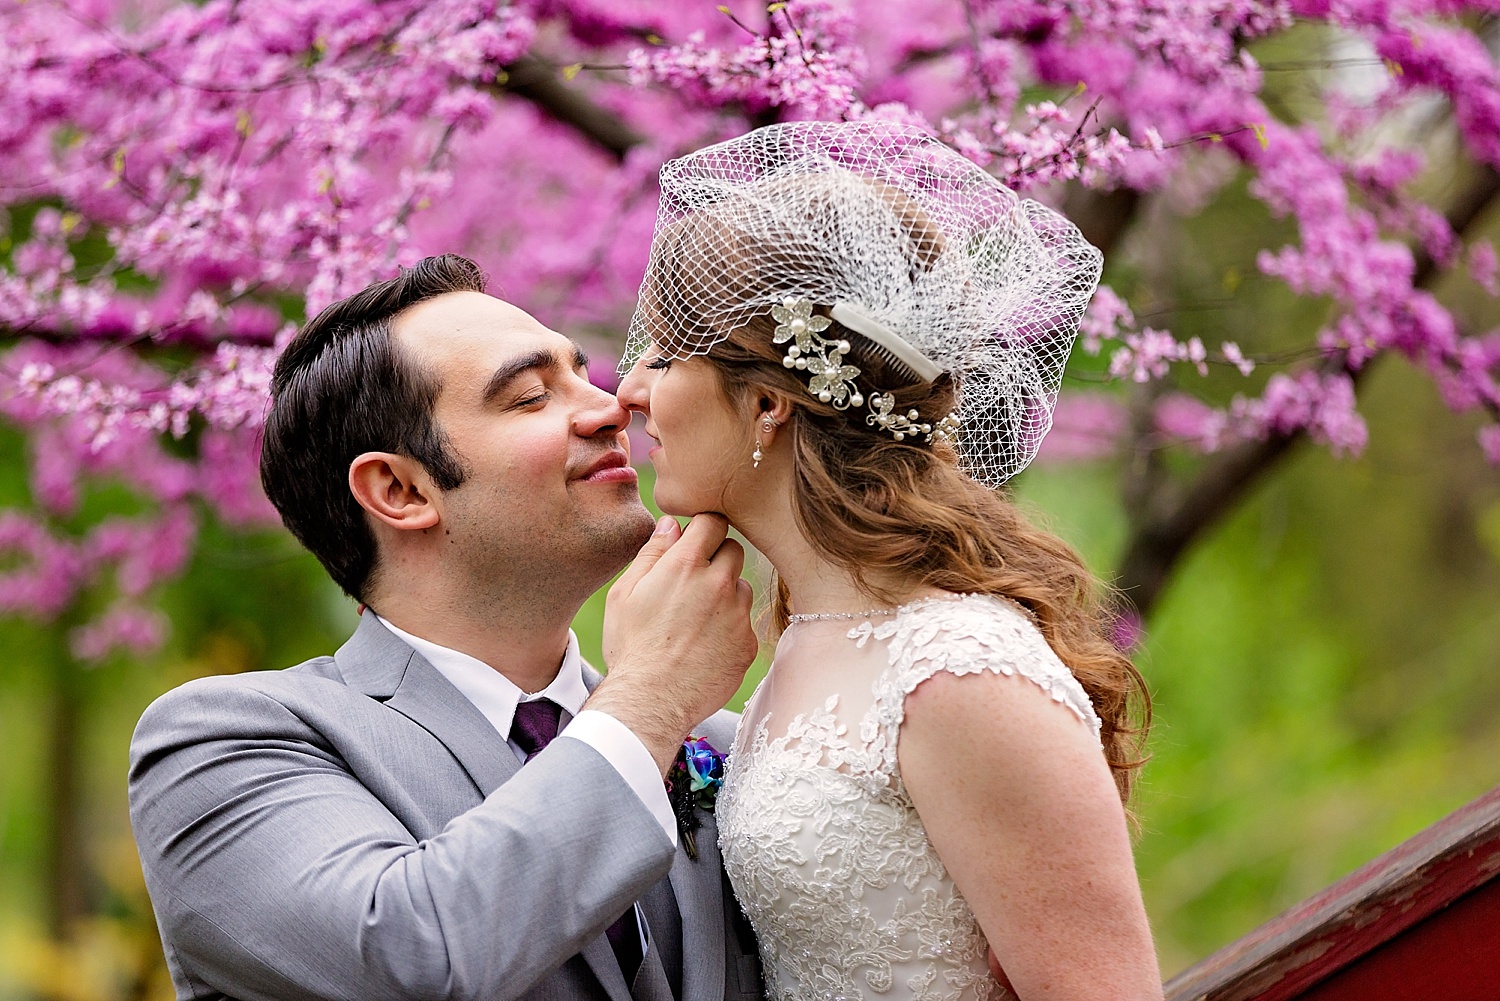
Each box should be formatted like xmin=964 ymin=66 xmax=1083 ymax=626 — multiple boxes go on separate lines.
xmin=867 ymin=394 xmax=962 ymax=444
xmin=772 ymin=297 xmax=959 ymax=444
xmin=665 ymin=735 xmax=725 ymax=859
xmin=772 ymin=297 xmax=865 ymax=410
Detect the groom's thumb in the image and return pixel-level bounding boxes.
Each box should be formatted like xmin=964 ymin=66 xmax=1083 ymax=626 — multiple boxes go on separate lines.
xmin=614 ymin=516 xmax=681 ymax=595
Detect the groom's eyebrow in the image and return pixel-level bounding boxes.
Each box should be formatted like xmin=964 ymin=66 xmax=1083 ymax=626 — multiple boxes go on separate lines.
xmin=481 ymin=342 xmax=590 ymax=404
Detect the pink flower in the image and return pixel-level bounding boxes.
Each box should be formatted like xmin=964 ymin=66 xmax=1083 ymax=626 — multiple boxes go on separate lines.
xmin=1235 ymin=371 xmax=1368 ymax=456
xmin=1469 ymin=242 xmax=1499 ymax=297
xmin=70 ymin=604 xmax=169 ymax=662
xmin=1036 ymin=392 xmax=1128 ymax=463
xmin=0 ymin=513 xmax=83 ymax=619
xmin=1479 ymin=425 xmax=1500 ymax=466
xmin=1155 ymin=394 xmax=1230 ymax=453
xmin=1080 ymin=286 xmax=1135 ymax=355
xmin=1110 ymin=328 xmax=1208 ymax=383
xmin=1109 ymin=609 xmax=1144 ymax=652
xmin=1221 ymin=342 xmax=1255 ymax=377
xmin=1 ymin=0 xmax=1498 ymax=631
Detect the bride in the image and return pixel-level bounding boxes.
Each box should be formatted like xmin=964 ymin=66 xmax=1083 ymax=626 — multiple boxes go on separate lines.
xmin=615 ymin=122 xmax=1161 ymax=1001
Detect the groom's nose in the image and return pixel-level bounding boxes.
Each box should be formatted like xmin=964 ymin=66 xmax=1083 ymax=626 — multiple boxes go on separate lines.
xmin=573 ymin=380 xmax=631 ymax=439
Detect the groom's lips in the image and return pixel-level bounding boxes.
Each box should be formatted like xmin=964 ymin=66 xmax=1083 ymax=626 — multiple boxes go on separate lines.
xmin=574 ymin=450 xmax=637 ymax=484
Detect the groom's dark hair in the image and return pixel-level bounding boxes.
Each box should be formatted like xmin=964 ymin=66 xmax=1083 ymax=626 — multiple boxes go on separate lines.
xmin=260 ymin=254 xmax=482 ymax=600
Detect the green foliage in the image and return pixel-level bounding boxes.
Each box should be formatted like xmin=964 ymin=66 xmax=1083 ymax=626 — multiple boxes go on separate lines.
xmin=1012 ymin=356 xmax=1500 ymax=975
xmin=0 ymin=508 xmax=350 ymax=1000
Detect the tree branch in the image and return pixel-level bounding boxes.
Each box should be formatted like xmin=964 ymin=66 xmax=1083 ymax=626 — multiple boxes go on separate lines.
xmin=1064 ymin=186 xmax=1142 ymax=258
xmin=496 ymin=55 xmax=645 ymax=161
xmin=1114 ymin=162 xmax=1500 ymax=618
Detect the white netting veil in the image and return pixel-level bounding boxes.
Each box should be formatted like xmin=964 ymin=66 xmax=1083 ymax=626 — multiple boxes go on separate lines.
xmin=621 ymin=121 xmax=1103 ymax=486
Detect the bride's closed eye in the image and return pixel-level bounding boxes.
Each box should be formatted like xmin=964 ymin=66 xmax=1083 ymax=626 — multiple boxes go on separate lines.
xmin=644 ymin=357 xmax=672 ymax=371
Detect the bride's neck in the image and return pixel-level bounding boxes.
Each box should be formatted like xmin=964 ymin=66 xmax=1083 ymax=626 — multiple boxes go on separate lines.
xmin=735 ymin=484 xmax=935 ymax=617
xmin=773 ymin=549 xmax=881 ymax=615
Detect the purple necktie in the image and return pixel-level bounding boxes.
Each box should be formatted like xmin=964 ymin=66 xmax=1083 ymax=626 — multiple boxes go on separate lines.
xmin=508 ymin=700 xmax=645 ymax=982
xmin=510 ymin=699 xmax=562 ymax=762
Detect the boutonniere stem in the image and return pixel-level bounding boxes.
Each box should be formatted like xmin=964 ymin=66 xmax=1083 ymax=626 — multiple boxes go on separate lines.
xmin=665 ymin=735 xmax=725 ymax=860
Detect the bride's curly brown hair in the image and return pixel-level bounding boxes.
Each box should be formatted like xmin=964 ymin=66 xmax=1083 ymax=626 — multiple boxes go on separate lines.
xmin=643 ymin=189 xmax=1151 ymax=805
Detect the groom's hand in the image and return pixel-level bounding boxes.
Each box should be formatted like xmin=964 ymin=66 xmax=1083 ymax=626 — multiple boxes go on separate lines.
xmin=591 ymin=514 xmax=757 ymax=773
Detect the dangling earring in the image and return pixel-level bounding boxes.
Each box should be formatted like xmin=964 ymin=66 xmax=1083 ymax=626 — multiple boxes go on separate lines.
xmin=752 ymin=416 xmax=776 ymax=468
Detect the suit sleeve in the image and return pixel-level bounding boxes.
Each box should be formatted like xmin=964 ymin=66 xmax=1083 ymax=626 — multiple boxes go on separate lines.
xmin=128 ymin=677 xmax=676 ymax=1001
xmin=563 ymin=709 xmax=678 ymax=844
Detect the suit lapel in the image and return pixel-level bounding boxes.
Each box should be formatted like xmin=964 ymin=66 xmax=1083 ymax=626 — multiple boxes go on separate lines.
xmin=671 ymin=808 xmax=727 ymax=1001
xmin=335 ymin=613 xmax=518 ymax=797
xmin=346 ymin=624 xmax=632 ymax=1000
xmin=579 ymin=935 xmax=634 ymax=1001
xmin=578 ymin=665 xmax=643 ymax=1001
xmin=632 ymin=942 xmax=675 ymax=1001
xmin=337 ymin=639 xmax=741 ymax=1001
xmin=578 ymin=665 xmax=665 ymax=1001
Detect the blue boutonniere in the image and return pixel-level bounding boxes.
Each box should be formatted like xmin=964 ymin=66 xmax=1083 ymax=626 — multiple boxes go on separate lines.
xmin=665 ymin=735 xmax=725 ymax=859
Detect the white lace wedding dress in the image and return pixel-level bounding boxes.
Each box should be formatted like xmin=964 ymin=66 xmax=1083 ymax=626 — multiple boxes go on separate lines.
xmin=717 ymin=592 xmax=1103 ymax=1001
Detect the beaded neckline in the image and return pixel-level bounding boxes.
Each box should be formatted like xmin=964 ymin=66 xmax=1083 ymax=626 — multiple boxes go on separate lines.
xmin=786 ymin=593 xmax=970 ymax=624
xmin=786 ymin=591 xmax=1039 ymax=626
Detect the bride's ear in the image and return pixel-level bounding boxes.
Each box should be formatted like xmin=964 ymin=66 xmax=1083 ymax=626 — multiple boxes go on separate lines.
xmin=756 ymin=391 xmax=797 ymax=441
xmin=349 ymin=452 xmax=442 ymax=532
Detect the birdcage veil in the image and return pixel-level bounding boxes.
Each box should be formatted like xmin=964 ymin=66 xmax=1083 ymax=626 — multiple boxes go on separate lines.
xmin=621 ymin=121 xmax=1102 ymax=486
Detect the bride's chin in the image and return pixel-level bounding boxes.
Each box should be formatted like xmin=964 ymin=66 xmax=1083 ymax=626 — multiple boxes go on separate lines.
xmin=651 ymin=472 xmax=737 ymax=520
xmin=650 ymin=487 xmax=692 ymax=518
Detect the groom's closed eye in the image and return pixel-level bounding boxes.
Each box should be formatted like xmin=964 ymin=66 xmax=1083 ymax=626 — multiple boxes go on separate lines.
xmin=481 ymin=344 xmax=590 ymax=406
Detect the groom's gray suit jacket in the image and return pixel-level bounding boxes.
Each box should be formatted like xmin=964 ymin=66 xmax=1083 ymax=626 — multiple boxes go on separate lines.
xmin=129 ymin=613 xmax=761 ymax=1001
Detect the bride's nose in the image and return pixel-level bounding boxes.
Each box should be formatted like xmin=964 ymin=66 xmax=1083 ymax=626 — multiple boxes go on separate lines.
xmin=615 ymin=361 xmax=652 ymax=416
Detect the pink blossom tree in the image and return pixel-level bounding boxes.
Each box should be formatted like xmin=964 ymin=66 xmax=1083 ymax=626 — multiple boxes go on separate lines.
xmin=6 ymin=0 xmax=1498 ymax=639
xmin=6 ymin=0 xmax=1496 ymax=648
xmin=2 ymin=0 xmax=1498 ymax=965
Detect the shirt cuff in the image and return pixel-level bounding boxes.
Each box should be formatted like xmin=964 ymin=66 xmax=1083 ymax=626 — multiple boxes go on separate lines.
xmin=560 ymin=710 xmax=678 ymax=847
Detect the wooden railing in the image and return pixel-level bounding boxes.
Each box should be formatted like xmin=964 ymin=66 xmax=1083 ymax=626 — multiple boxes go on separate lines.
xmin=1164 ymin=784 xmax=1500 ymax=1001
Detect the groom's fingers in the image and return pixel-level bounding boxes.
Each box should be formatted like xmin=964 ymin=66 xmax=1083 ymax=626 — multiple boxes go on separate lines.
xmin=674 ymin=514 xmax=745 ymax=588
xmin=671 ymin=512 xmax=731 ymax=565
xmin=612 ymin=515 xmax=681 ymax=597
xmin=708 ymin=536 xmax=746 ymax=581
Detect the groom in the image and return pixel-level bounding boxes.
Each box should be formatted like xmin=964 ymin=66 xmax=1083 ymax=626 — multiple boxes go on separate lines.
xmin=128 ymin=255 xmax=763 ymax=1001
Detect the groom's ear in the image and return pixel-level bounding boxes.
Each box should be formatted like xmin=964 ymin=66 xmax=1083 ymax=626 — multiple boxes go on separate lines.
xmin=348 ymin=452 xmax=442 ymax=532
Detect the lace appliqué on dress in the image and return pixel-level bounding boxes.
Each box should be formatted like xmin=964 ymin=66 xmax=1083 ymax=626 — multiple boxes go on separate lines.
xmin=718 ymin=594 xmax=1103 ymax=1001
xmin=855 ymin=594 xmax=1103 ymax=797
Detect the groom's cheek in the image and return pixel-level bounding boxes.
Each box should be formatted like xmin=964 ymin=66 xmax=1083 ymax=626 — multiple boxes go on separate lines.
xmin=489 ymin=428 xmax=569 ymax=494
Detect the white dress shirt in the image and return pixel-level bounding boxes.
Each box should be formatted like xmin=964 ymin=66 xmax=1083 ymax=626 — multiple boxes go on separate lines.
xmin=374 ymin=615 xmax=677 ymax=847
